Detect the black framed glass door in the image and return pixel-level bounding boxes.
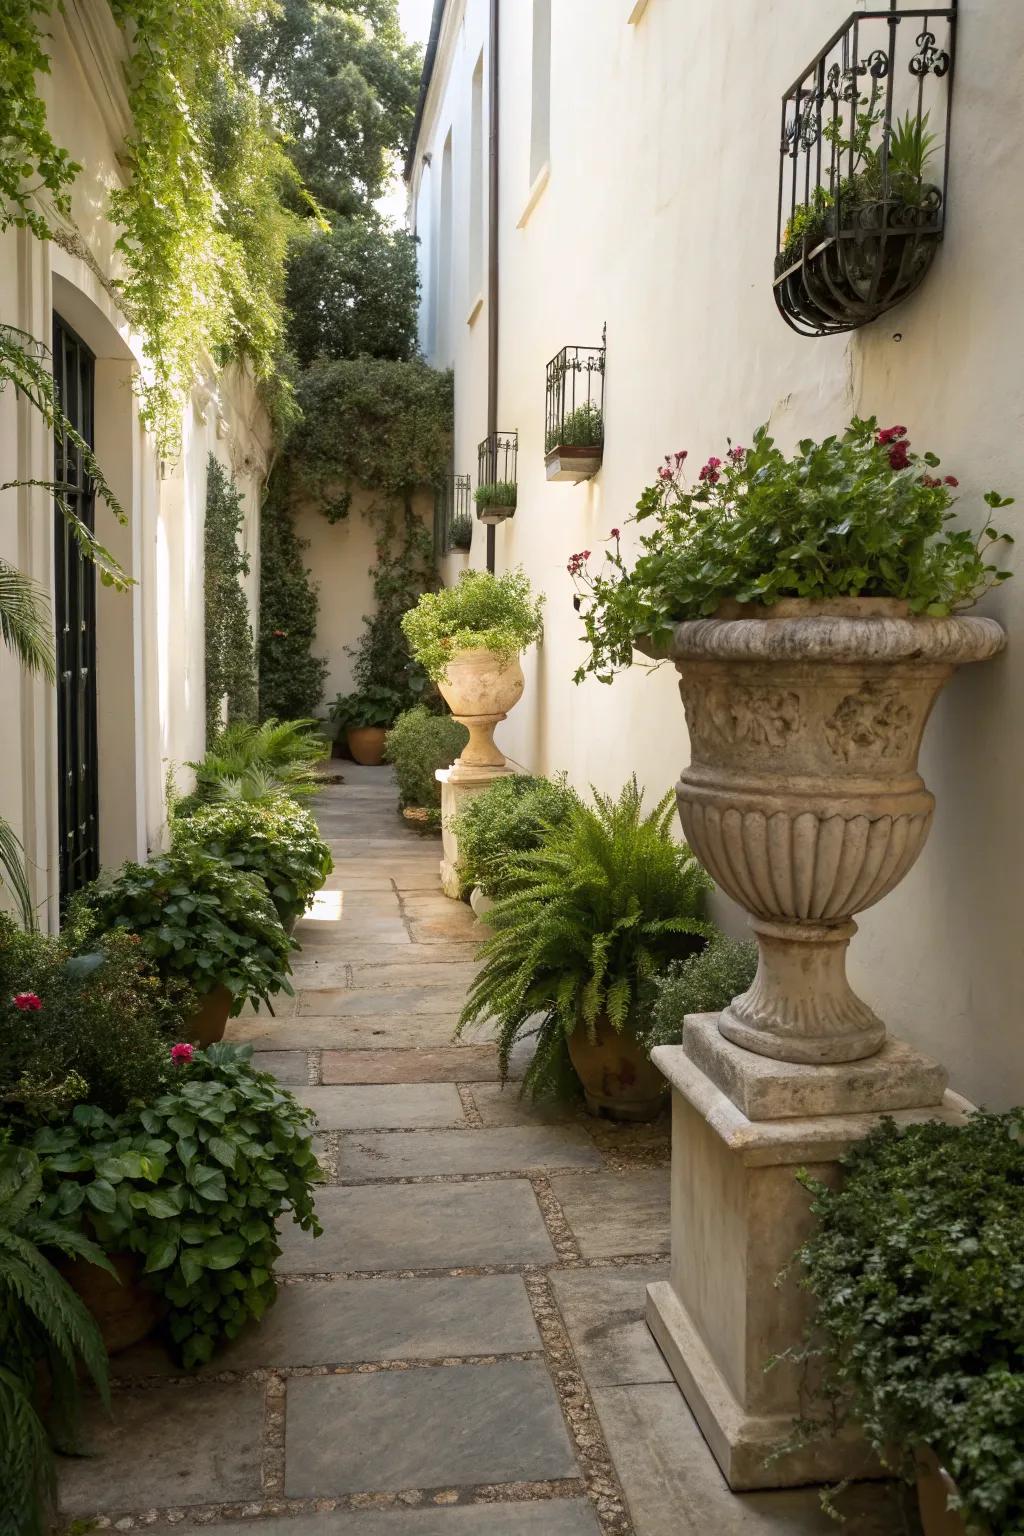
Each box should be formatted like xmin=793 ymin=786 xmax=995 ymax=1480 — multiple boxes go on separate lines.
xmin=53 ymin=314 xmax=99 ymax=903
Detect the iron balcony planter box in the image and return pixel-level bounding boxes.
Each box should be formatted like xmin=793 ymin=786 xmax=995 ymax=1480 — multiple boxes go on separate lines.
xmin=545 ymin=443 xmax=603 ymax=483
xmin=476 ymin=502 xmax=516 ymax=525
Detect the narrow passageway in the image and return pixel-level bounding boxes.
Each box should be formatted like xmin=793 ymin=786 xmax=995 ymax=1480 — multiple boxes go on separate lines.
xmin=57 ymin=771 xmax=903 ymax=1535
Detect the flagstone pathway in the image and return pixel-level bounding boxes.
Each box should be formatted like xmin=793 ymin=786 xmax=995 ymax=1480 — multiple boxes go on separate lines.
xmin=57 ymin=769 xmax=912 ymax=1536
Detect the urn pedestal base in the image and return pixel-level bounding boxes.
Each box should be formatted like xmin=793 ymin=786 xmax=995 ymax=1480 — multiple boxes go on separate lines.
xmin=435 ymin=765 xmax=513 ymax=898
xmin=646 ymin=1015 xmax=969 ymax=1489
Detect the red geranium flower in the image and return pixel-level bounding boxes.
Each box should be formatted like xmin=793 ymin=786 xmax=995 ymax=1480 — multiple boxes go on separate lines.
xmin=170 ymin=1042 xmax=194 ymax=1065
xmin=12 ymin=992 xmax=42 ymax=1011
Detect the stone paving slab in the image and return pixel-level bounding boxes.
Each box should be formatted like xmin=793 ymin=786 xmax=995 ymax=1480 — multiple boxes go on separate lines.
xmin=322 ymin=1046 xmax=503 ymax=1084
xmin=284 ymin=1361 xmax=579 ymax=1496
xmin=253 ymin=1049 xmax=309 ymax=1083
xmin=276 ymin=1180 xmax=557 ymax=1272
xmin=549 ymin=1264 xmax=672 ymax=1388
xmin=296 ymin=1083 xmax=467 ymax=1129
xmin=238 ymin=991 xmax=300 ymax=1019
xmin=338 ymin=1125 xmax=604 ymax=1181
xmin=470 ymin=1082 xmax=575 ymax=1127
xmin=296 ymin=945 xmax=481 ymax=975
xmin=168 ymin=1503 xmax=601 ymax=1536
xmin=549 ymin=1170 xmax=671 ymax=1258
xmin=592 ymin=1382 xmax=906 ymax=1535
xmin=57 ymin=1381 xmax=264 ymax=1513
xmin=295 ymin=919 xmax=412 ymax=946
xmin=116 ymin=1275 xmax=540 ymax=1373
xmin=228 ymin=1014 xmax=461 ymax=1051
xmin=296 ymin=984 xmax=469 ymax=1017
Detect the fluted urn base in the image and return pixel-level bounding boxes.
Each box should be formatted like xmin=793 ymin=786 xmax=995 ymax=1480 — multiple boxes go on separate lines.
xmin=720 ymin=918 xmax=884 ymax=1064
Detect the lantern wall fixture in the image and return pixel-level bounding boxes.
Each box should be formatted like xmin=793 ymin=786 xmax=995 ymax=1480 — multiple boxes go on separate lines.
xmin=476 ymin=431 xmax=518 ymax=524
xmin=774 ymin=3 xmax=956 ymax=336
xmin=545 ymin=326 xmax=606 ymax=482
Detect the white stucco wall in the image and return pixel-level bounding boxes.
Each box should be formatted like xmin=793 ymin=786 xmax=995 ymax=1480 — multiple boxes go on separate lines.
xmin=411 ymin=0 xmax=1024 ymax=1109
xmin=0 ymin=2 xmax=271 ymax=922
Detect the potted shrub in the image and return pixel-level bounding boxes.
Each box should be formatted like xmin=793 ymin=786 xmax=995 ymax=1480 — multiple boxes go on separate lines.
xmin=571 ymin=420 xmax=1012 ymax=1064
xmin=80 ymin=845 xmax=295 ymax=1046
xmin=330 ymin=684 xmax=405 ymax=766
xmin=790 ymin=1112 xmax=1022 ymax=1536
xmin=474 ymin=480 xmax=517 ymax=525
xmin=450 ymin=510 xmax=473 ymax=551
xmin=171 ymin=798 xmax=332 ymax=929
xmin=642 ymin=936 xmax=759 ymax=1051
xmin=545 ymin=400 xmax=604 ymax=483
xmin=458 ymin=779 xmax=711 ymax=1119
xmin=401 ymin=569 xmax=544 ymax=780
xmin=30 ymin=1042 xmax=322 ymax=1367
xmin=383 ymin=706 xmax=468 ymax=828
xmin=452 ymin=771 xmax=578 ymax=907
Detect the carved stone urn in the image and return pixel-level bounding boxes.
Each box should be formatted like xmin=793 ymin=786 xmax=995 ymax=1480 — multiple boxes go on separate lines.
xmin=669 ymin=598 xmax=1005 ymax=1064
xmin=437 ymin=647 xmax=525 ymax=784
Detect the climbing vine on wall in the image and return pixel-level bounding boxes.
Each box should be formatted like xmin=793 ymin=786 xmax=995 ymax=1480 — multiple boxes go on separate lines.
xmin=258 ymin=489 xmax=328 ymax=721
xmin=204 ymin=456 xmax=257 ymax=740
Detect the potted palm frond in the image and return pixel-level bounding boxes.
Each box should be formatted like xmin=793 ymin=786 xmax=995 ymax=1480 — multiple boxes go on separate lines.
xmin=458 ymin=778 xmax=711 ymax=1119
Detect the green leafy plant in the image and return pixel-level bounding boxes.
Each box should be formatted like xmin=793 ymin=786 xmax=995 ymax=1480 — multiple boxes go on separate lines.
xmin=0 ymin=1146 xmax=111 ymax=1536
xmin=79 ymin=847 xmax=294 ymax=1014
xmin=458 ymin=779 xmax=711 ymax=1100
xmin=191 ymin=717 xmax=328 ymax=802
xmin=33 ymin=1043 xmax=323 ymax=1368
xmin=331 ymin=684 xmax=406 ymax=733
xmin=258 ymin=493 xmax=329 ymax=721
xmin=204 ymin=456 xmax=257 ymax=741
xmin=402 ymin=568 xmax=544 ymax=683
xmin=474 ymin=481 xmax=518 ymax=510
xmin=571 ymin=419 xmax=1015 ymax=682
xmin=285 ymin=215 xmax=420 ymax=368
xmin=171 ymin=798 xmax=331 ymax=927
xmin=546 ymin=400 xmax=603 ymax=453
xmin=450 ymin=512 xmax=473 ymax=551
xmin=642 ymin=936 xmax=758 ymax=1052
xmin=790 ymin=1112 xmax=1024 ymax=1535
xmin=453 ymin=774 xmax=578 ymax=899
xmin=0 ymin=913 xmax=195 ymax=1128
xmin=384 ymin=707 xmax=468 ymax=818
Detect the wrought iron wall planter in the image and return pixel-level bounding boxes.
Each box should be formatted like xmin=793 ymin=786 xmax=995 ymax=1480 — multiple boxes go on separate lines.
xmin=435 ymin=471 xmax=473 ymax=553
xmin=476 ymin=432 xmax=518 ymax=524
xmin=545 ymin=332 xmax=605 ymax=482
xmin=775 ymin=4 xmax=956 ymax=336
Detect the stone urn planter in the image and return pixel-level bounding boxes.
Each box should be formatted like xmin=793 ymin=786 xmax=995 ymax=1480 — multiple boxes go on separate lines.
xmin=567 ymin=1014 xmax=666 ymax=1121
xmin=437 ymin=648 xmax=525 ymax=783
xmin=185 ymin=983 xmax=233 ymax=1048
xmin=346 ymin=724 xmax=387 ymax=766
xmin=667 ymin=598 xmax=1005 ymax=1064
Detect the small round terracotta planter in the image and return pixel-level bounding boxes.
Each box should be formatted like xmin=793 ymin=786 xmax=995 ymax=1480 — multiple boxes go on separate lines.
xmin=61 ymin=1250 xmax=165 ymax=1354
xmin=185 ymin=983 xmax=233 ymax=1047
xmin=567 ymin=1014 xmax=666 ymax=1122
xmin=346 ymin=725 xmax=388 ymax=766
xmin=437 ymin=648 xmax=525 ymax=783
xmin=916 ymin=1447 xmax=982 ymax=1536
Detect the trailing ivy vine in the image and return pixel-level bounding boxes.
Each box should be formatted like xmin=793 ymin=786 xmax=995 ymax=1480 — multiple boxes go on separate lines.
xmin=204 ymin=456 xmax=257 ymax=740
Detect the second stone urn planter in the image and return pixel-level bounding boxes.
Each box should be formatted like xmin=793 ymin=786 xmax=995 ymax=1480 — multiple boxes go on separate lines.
xmin=437 ymin=648 xmax=525 ymax=784
xmin=668 ymin=598 xmax=1005 ymax=1064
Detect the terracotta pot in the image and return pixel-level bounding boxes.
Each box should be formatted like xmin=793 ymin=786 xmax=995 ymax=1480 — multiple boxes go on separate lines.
xmin=437 ymin=648 xmax=525 ymax=782
xmin=567 ymin=1014 xmax=666 ymax=1122
xmin=346 ymin=724 xmax=388 ymax=766
xmin=60 ymin=1250 xmax=165 ymax=1354
xmin=666 ymin=598 xmax=1005 ymax=1064
xmin=185 ymin=983 xmax=233 ymax=1047
xmin=916 ymin=1447 xmax=979 ymax=1536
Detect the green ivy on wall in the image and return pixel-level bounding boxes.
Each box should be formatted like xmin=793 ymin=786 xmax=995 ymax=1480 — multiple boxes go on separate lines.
xmin=204 ymin=455 xmax=257 ymax=741
xmin=257 ymin=489 xmax=328 ymax=721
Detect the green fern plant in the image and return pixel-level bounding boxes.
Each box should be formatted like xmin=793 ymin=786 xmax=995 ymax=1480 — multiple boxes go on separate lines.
xmin=457 ymin=778 xmax=712 ymax=1100
xmin=0 ymin=1147 xmax=111 ymax=1536
xmin=189 ymin=717 xmax=328 ymax=800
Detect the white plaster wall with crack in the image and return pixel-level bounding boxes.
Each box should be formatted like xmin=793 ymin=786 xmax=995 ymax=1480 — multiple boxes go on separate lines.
xmin=409 ymin=0 xmax=1024 ymax=1109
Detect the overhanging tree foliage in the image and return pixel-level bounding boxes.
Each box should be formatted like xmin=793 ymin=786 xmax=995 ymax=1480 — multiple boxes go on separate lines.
xmin=285 ymin=215 xmax=419 ymax=369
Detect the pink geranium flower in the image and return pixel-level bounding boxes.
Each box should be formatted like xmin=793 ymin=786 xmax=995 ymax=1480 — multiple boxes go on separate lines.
xmin=170 ymin=1042 xmax=195 ymax=1065
xmin=12 ymin=992 xmax=42 ymax=1011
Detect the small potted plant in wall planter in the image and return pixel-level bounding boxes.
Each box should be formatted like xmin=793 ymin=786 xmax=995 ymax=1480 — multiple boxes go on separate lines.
xmin=330 ymin=684 xmax=405 ymax=766
xmin=571 ymin=422 xmax=1013 ymax=1066
xmin=401 ymin=568 xmax=543 ymax=780
xmin=475 ymin=481 xmax=517 ymax=525
xmin=450 ymin=510 xmax=473 ymax=551
xmin=546 ymin=401 xmax=604 ymax=483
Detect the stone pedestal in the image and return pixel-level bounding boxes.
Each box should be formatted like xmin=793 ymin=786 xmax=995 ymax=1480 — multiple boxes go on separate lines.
xmin=646 ymin=1014 xmax=970 ymax=1490
xmin=435 ymin=765 xmax=512 ymax=898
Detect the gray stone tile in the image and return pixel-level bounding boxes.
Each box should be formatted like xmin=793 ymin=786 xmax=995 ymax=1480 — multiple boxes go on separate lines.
xmin=471 ymin=1082 xmax=575 ymax=1127
xmin=549 ymin=1265 xmax=672 ymax=1388
xmin=549 ymin=1171 xmax=670 ymax=1259
xmin=236 ymin=990 xmax=299 ymax=1018
xmin=592 ymin=1384 xmax=909 ymax=1535
xmin=276 ymin=1180 xmax=556 ymax=1272
xmin=322 ymin=1047 xmax=502 ymax=1084
xmin=284 ymin=1361 xmax=578 ymax=1495
xmin=295 ymin=1084 xmax=467 ymax=1130
xmin=339 ymin=1126 xmax=604 ymax=1181
xmin=253 ymin=1049 xmax=309 ymax=1084
xmin=296 ymin=984 xmax=469 ymax=1017
xmin=297 ymin=944 xmax=480 ymax=973
xmin=57 ymin=1381 xmax=263 ymax=1513
xmin=228 ymin=1014 xmax=460 ymax=1051
xmin=174 ymin=1504 xmax=601 ymax=1535
xmin=294 ymin=918 xmax=412 ymax=946
xmin=116 ymin=1275 xmax=540 ymax=1374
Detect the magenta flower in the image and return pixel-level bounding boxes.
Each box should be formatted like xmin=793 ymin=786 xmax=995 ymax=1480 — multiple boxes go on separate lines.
xmin=170 ymin=1042 xmax=195 ymax=1065
xmin=944 ymin=475 xmax=959 ymax=488
xmin=876 ymin=425 xmax=908 ymax=446
xmin=674 ymin=450 xmax=688 ymax=464
xmin=609 ymin=527 xmax=621 ymax=539
xmin=12 ymin=992 xmax=42 ymax=1012
xmin=728 ymin=445 xmax=746 ymax=462
xmin=698 ymin=456 xmax=722 ymax=484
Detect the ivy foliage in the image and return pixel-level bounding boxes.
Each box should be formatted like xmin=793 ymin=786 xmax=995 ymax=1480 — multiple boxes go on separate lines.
xmin=286 ymin=215 xmax=419 ymax=369
xmin=0 ymin=1 xmax=80 ymax=239
xmin=204 ymin=456 xmax=257 ymax=742
xmin=258 ymin=491 xmax=328 ymax=720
